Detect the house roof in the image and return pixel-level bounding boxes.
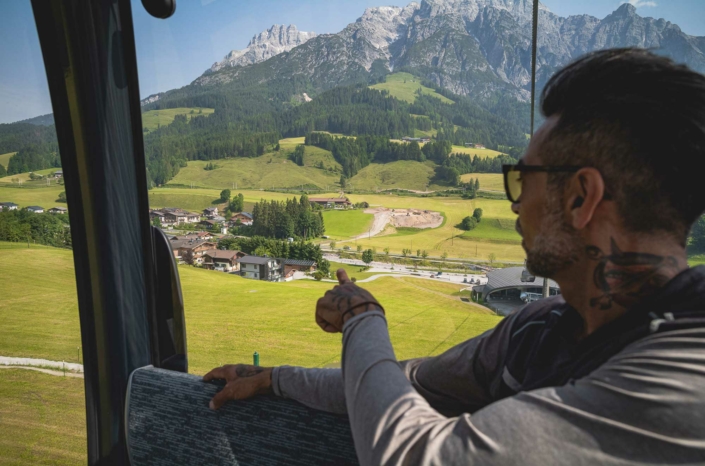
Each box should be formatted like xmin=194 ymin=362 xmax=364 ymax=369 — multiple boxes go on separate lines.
xmin=0 ymin=202 xmax=18 ymax=207
xmin=238 ymin=255 xmax=276 ymax=265
xmin=284 ymin=259 xmax=316 ymax=267
xmin=204 ymin=207 xmax=217 ymax=212
xmin=49 ymin=207 xmax=67 ymax=211
xmin=234 ymin=211 xmax=253 ymax=219
xmin=203 ymin=249 xmax=241 ymax=260
xmin=159 ymin=208 xmax=199 ymax=217
xmin=27 ymin=206 xmax=44 ymax=210
xmin=485 ymin=267 xmax=558 ymax=292
xmin=170 ymin=239 xmax=216 ymax=250
xmin=200 ymin=219 xmax=218 ymax=225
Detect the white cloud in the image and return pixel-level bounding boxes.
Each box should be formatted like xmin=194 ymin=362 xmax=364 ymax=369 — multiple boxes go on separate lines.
xmin=625 ymin=0 xmax=658 ymax=7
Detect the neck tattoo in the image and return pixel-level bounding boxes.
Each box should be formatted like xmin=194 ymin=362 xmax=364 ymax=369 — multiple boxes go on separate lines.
xmin=586 ymin=238 xmax=680 ymax=310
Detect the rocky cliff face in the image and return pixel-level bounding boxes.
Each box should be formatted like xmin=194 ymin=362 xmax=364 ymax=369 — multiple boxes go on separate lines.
xmin=209 ymin=25 xmax=317 ymax=72
xmin=194 ymin=0 xmax=704 ymax=104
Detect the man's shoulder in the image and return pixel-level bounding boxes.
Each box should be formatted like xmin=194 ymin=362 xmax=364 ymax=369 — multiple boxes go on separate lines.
xmin=509 ymin=295 xmax=569 ymax=326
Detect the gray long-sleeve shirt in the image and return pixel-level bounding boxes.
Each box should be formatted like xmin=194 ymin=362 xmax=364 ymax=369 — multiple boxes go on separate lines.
xmin=271 ymin=269 xmax=705 ymax=464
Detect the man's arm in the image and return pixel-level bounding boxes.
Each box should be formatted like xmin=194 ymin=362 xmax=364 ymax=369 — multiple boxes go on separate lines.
xmin=273 ymin=310 xmax=520 ymax=416
xmin=342 ymin=312 xmax=705 ymax=465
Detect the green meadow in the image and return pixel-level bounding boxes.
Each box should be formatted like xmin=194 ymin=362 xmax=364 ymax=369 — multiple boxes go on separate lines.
xmin=0 ymin=370 xmax=86 ymax=465
xmin=0 ymin=167 xmax=58 ymax=183
xmin=0 ymin=242 xmax=502 ymax=374
xmin=460 ymin=173 xmax=504 ymax=192
xmin=370 ymin=72 xmax=455 ymax=105
xmin=0 ymin=185 xmax=65 ymax=209
xmin=348 ymin=160 xmax=441 ymax=191
xmin=0 ymin=241 xmax=501 ymax=463
xmin=167 ymin=148 xmax=340 ymax=191
xmin=141 ymin=107 xmax=214 ymax=131
xmin=321 ymin=209 xmax=374 ymax=239
xmin=0 ymin=152 xmax=16 ymax=169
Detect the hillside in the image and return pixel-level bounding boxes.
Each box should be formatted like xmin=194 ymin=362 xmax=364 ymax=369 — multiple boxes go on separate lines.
xmin=167 ymin=150 xmax=340 ymax=190
xmin=0 ymin=240 xmax=502 ymax=462
xmin=141 ymin=107 xmax=214 ymax=131
xmin=370 ymin=72 xmax=454 ymax=105
xmin=349 ymin=160 xmax=440 ymax=191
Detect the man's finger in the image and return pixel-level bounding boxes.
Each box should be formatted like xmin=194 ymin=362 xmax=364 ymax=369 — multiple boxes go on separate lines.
xmin=203 ymin=366 xmax=225 ymax=382
xmin=209 ymin=384 xmax=234 ymax=410
xmin=337 ymin=269 xmax=351 ymax=284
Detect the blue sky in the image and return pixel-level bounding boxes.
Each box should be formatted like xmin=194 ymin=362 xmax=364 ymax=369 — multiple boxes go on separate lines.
xmin=1 ymin=0 xmax=704 ymax=124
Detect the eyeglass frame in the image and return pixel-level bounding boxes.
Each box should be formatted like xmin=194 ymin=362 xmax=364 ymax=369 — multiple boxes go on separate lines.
xmin=502 ymin=164 xmax=584 ymax=203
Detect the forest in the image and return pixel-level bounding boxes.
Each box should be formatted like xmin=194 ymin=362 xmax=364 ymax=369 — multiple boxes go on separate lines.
xmin=0 ymin=210 xmax=72 ymax=248
xmin=250 ymin=194 xmax=325 ymax=240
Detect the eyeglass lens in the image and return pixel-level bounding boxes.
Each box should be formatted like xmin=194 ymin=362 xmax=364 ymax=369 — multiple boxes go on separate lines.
xmin=507 ymin=169 xmax=522 ymax=202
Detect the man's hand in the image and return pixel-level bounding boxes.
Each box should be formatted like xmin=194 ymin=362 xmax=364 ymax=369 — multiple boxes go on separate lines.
xmin=315 ymin=269 xmax=384 ymax=333
xmin=203 ymin=364 xmax=273 ymax=410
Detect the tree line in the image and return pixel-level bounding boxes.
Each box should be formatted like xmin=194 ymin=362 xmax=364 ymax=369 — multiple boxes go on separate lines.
xmin=306 ymin=133 xmax=451 ymax=178
xmin=251 ymin=194 xmax=325 ymax=240
xmin=0 ymin=209 xmax=72 ymax=248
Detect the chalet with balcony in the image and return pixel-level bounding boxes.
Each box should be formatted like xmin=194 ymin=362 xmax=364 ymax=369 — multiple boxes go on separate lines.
xmin=238 ymin=255 xmax=282 ymax=282
xmin=203 ymin=249 xmax=245 ymax=272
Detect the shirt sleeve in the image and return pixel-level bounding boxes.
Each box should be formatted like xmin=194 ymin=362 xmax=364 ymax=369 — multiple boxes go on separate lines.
xmin=272 ymin=365 xmax=348 ymax=414
xmin=273 ymin=308 xmax=518 ymax=416
xmin=341 ymin=312 xmax=705 ymax=466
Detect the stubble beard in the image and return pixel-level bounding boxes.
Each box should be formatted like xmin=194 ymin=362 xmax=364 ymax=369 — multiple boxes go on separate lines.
xmin=524 ymin=191 xmax=582 ymax=278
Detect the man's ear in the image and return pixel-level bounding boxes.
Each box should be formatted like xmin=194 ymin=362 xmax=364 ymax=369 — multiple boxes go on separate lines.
xmin=565 ymin=168 xmax=605 ymax=230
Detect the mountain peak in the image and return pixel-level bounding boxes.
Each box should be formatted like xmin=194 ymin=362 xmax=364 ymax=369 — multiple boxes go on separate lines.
xmin=209 ymin=24 xmax=317 ymax=73
xmin=613 ymin=3 xmax=638 ymax=17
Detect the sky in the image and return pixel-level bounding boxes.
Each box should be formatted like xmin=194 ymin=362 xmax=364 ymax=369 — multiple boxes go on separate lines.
xmin=1 ymin=0 xmax=704 ymax=124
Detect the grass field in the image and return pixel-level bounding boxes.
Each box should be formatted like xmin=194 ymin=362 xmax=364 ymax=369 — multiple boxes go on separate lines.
xmin=0 ymin=242 xmax=502 ymax=463
xmin=460 ymin=173 xmax=504 ymax=192
xmin=0 ymin=242 xmax=502 ymax=374
xmin=0 ymin=168 xmax=59 ymax=183
xmin=141 ymin=107 xmax=214 ymax=131
xmin=0 ymin=185 xmax=65 ymax=209
xmin=450 ymin=145 xmax=505 ymax=158
xmin=0 ymin=152 xmax=16 ymax=169
xmin=342 ymin=193 xmax=525 ymax=262
xmin=370 ymin=72 xmax=455 ymax=105
xmin=148 ymin=187 xmax=304 ymax=212
xmin=0 ymin=370 xmax=86 ymax=465
xmin=348 ymin=160 xmax=444 ymax=191
xmin=321 ymin=209 xmax=374 ymax=239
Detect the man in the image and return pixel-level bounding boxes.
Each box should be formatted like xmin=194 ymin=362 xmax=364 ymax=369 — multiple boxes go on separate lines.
xmin=205 ymin=49 xmax=705 ymax=464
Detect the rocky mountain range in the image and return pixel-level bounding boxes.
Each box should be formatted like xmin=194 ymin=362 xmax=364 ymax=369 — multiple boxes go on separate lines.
xmin=208 ymin=24 xmax=317 ymax=73
xmin=183 ymin=0 xmax=705 ymax=106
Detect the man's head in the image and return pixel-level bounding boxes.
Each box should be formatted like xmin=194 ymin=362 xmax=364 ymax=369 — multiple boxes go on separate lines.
xmin=515 ymin=48 xmax=705 ymax=278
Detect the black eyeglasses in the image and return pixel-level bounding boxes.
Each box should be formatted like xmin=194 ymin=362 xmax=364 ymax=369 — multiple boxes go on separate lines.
xmin=502 ymin=164 xmax=582 ymax=203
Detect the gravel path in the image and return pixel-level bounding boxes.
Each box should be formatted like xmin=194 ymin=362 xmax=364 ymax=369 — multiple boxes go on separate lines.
xmin=0 ymin=356 xmax=83 ymax=372
xmin=0 ymin=365 xmax=84 ymax=378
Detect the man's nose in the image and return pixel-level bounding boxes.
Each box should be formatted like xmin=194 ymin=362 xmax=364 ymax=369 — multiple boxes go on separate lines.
xmin=511 ymin=201 xmax=520 ymax=215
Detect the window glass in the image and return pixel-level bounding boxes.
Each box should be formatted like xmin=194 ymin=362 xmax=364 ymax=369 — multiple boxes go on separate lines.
xmin=132 ymin=0 xmax=526 ymax=377
xmin=536 ymin=1 xmax=705 ymax=264
xmin=0 ymin=1 xmax=85 ymax=463
xmin=535 ymin=0 xmax=704 ymax=130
